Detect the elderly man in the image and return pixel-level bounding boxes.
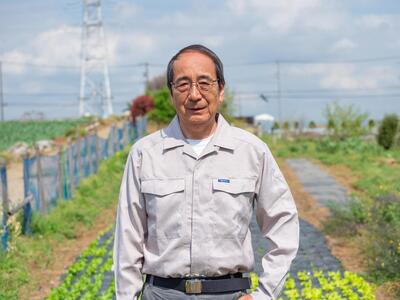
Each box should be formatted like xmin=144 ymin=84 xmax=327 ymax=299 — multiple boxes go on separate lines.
xmin=114 ymin=44 xmax=299 ymax=300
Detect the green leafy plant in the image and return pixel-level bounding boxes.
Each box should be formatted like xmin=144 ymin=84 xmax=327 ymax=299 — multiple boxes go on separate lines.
xmin=377 ymin=114 xmax=399 ymax=150
xmin=252 ymin=270 xmax=375 ymax=300
xmin=0 ymin=118 xmax=93 ymax=151
xmin=147 ymin=87 xmax=176 ymax=125
xmin=324 ymin=102 xmax=368 ymax=140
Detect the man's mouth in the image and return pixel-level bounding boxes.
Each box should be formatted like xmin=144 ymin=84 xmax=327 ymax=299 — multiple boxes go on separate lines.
xmin=187 ymin=107 xmax=206 ymax=111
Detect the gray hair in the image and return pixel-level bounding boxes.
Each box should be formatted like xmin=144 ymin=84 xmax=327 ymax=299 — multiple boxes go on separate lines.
xmin=166 ymin=44 xmax=225 ymax=94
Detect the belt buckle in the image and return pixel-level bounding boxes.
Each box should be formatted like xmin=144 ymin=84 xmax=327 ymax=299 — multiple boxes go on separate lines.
xmin=185 ymin=279 xmax=202 ymax=294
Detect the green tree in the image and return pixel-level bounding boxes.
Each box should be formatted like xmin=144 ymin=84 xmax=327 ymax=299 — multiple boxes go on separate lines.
xmin=147 ymin=87 xmax=176 ymax=125
xmin=219 ymin=89 xmax=235 ymax=124
xmin=324 ymin=101 xmax=368 ymax=140
xmin=368 ymin=119 xmax=375 ymax=131
xmin=377 ymin=114 xmax=399 ymax=150
xmin=308 ymin=121 xmax=316 ymax=129
xmin=272 ymin=122 xmax=280 ymax=131
xmin=283 ymin=121 xmax=290 ymax=130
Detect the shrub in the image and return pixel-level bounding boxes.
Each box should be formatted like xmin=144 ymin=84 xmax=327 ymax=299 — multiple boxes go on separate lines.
xmin=324 ymin=102 xmax=368 ymax=140
xmin=147 ymin=87 xmax=176 ymax=124
xmin=367 ymin=194 xmax=400 ymax=281
xmin=377 ymin=114 xmax=399 ymax=149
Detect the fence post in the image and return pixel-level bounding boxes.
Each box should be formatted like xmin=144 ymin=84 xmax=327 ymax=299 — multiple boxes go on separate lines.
xmin=1 ymin=159 xmax=10 ymax=250
xmin=57 ymin=146 xmax=64 ymax=200
xmin=113 ymin=125 xmax=118 ymax=154
xmin=86 ymin=134 xmax=92 ymax=175
xmin=95 ymin=128 xmax=100 ymax=171
xmin=22 ymin=153 xmax=32 ymax=234
xmin=109 ymin=125 xmax=115 ymax=156
xmin=67 ymin=139 xmax=74 ymax=194
xmin=35 ymin=146 xmax=46 ymax=214
xmin=123 ymin=122 xmax=128 ymax=147
xmin=77 ymin=137 xmax=82 ymax=181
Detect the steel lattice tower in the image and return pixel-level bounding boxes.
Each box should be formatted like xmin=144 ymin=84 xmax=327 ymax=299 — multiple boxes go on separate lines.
xmin=79 ymin=0 xmax=113 ymax=117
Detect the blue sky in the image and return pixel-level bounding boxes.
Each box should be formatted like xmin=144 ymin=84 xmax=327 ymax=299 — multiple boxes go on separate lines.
xmin=1 ymin=0 xmax=400 ymax=123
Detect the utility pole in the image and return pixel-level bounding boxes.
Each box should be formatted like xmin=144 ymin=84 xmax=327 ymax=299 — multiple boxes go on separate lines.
xmin=79 ymin=0 xmax=113 ymax=118
xmin=144 ymin=62 xmax=149 ymax=84
xmin=0 ymin=62 xmax=4 ymax=122
xmin=276 ymin=61 xmax=282 ymax=124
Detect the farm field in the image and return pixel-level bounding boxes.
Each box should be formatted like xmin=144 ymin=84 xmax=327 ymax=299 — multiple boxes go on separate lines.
xmin=0 ymin=117 xmax=93 ymax=152
xmin=1 ymin=122 xmax=399 ymax=299
xmin=265 ymin=135 xmax=400 ymax=298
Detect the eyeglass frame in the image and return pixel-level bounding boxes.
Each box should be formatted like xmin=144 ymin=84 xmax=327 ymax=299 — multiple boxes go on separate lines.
xmin=170 ymin=78 xmax=219 ymax=94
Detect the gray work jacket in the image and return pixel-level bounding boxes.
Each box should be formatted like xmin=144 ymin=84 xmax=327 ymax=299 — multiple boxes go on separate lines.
xmin=114 ymin=114 xmax=299 ymax=300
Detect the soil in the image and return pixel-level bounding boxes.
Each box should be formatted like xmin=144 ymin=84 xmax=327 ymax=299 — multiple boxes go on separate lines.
xmin=21 ymin=205 xmax=117 ymax=300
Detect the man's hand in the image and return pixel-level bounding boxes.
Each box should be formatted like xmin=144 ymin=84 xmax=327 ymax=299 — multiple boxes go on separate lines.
xmin=238 ymin=295 xmax=253 ymax=300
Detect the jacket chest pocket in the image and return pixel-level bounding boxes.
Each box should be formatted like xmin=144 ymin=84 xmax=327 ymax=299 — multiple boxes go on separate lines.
xmin=211 ymin=178 xmax=256 ymax=239
xmin=141 ymin=178 xmax=185 ymax=239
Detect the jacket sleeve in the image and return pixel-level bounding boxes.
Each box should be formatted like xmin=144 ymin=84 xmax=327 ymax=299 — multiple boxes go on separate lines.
xmin=250 ymin=147 xmax=299 ymax=300
xmin=113 ymin=147 xmax=147 ymax=300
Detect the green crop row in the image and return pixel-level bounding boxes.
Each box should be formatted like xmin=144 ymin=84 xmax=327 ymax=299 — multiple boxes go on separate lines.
xmin=249 ymin=270 xmax=375 ymax=300
xmin=49 ymin=234 xmax=375 ymax=300
xmin=47 ymin=226 xmax=115 ymax=300
xmin=0 ymin=117 xmax=93 ymax=151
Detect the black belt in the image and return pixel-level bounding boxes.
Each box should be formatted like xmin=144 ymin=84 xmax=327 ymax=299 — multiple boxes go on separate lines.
xmin=145 ymin=273 xmax=251 ymax=294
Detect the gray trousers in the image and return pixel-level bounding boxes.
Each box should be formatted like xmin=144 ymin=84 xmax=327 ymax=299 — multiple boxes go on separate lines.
xmin=141 ymin=283 xmax=246 ymax=300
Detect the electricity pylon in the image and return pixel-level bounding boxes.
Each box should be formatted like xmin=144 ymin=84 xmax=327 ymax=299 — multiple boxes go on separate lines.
xmin=79 ymin=0 xmax=113 ymax=117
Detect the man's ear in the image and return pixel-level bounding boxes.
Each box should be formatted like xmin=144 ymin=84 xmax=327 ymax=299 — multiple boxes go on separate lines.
xmin=218 ymin=87 xmax=225 ymax=104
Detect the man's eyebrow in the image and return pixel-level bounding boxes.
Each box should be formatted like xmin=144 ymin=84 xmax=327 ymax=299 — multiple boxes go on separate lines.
xmin=198 ymin=74 xmax=214 ymax=80
xmin=174 ymin=74 xmax=214 ymax=82
xmin=173 ymin=75 xmax=190 ymax=82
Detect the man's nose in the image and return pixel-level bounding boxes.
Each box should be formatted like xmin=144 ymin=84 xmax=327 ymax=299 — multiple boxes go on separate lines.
xmin=188 ymin=82 xmax=202 ymax=101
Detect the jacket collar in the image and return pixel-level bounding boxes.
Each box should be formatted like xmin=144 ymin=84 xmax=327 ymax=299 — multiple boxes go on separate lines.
xmin=161 ymin=114 xmax=237 ymax=152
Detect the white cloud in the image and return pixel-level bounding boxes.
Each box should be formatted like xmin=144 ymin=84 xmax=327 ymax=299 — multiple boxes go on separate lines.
xmin=1 ymin=25 xmax=123 ymax=74
xmin=1 ymin=50 xmax=32 ymax=74
xmin=226 ymin=0 xmax=345 ymax=34
xmin=112 ymin=1 xmax=142 ymax=20
xmin=32 ymin=25 xmax=81 ymax=66
xmin=287 ymin=63 xmax=398 ymax=89
xmin=355 ymin=14 xmax=392 ymax=29
xmin=331 ymin=38 xmax=357 ymax=52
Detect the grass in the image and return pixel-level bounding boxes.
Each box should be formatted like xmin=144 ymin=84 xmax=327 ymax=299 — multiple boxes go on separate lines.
xmin=264 ymin=135 xmax=400 ymax=297
xmin=0 ymin=147 xmax=128 ymax=299
xmin=0 ymin=117 xmax=93 ymax=151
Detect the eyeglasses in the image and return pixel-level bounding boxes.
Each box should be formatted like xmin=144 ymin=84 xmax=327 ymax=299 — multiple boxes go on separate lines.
xmin=171 ymin=78 xmax=219 ymax=93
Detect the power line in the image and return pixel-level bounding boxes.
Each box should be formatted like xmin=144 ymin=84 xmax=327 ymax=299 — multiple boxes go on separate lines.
xmin=237 ymin=93 xmax=400 ymax=100
xmin=226 ymin=55 xmax=400 ymax=67
xmin=235 ymin=86 xmax=400 ymax=95
xmin=2 ymin=55 xmax=400 ymax=70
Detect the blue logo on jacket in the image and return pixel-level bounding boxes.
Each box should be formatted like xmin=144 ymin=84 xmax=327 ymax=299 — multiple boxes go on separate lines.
xmin=218 ymin=178 xmax=230 ymax=183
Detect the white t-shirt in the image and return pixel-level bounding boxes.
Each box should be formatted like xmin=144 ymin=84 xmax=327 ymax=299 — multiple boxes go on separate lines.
xmin=185 ymin=134 xmax=214 ymax=157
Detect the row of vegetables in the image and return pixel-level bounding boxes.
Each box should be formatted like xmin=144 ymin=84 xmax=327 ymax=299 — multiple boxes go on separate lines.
xmin=47 ymin=225 xmax=375 ymax=300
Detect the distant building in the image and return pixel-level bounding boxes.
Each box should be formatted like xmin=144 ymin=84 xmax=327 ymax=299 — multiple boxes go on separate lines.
xmin=253 ymin=113 xmax=275 ymax=134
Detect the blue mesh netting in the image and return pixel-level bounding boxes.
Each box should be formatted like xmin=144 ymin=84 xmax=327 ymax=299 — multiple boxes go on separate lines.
xmin=19 ymin=120 xmax=143 ymax=215
xmin=26 ymin=153 xmax=62 ymax=212
xmin=70 ymin=142 xmax=80 ymax=188
xmin=100 ymin=137 xmax=109 ymax=160
xmin=112 ymin=127 xmax=118 ymax=154
xmin=118 ymin=127 xmax=124 ymax=151
xmin=0 ymin=165 xmax=6 ymax=215
xmin=80 ymin=138 xmax=90 ymax=178
xmin=89 ymin=134 xmax=98 ymax=173
xmin=40 ymin=153 xmax=61 ymax=208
